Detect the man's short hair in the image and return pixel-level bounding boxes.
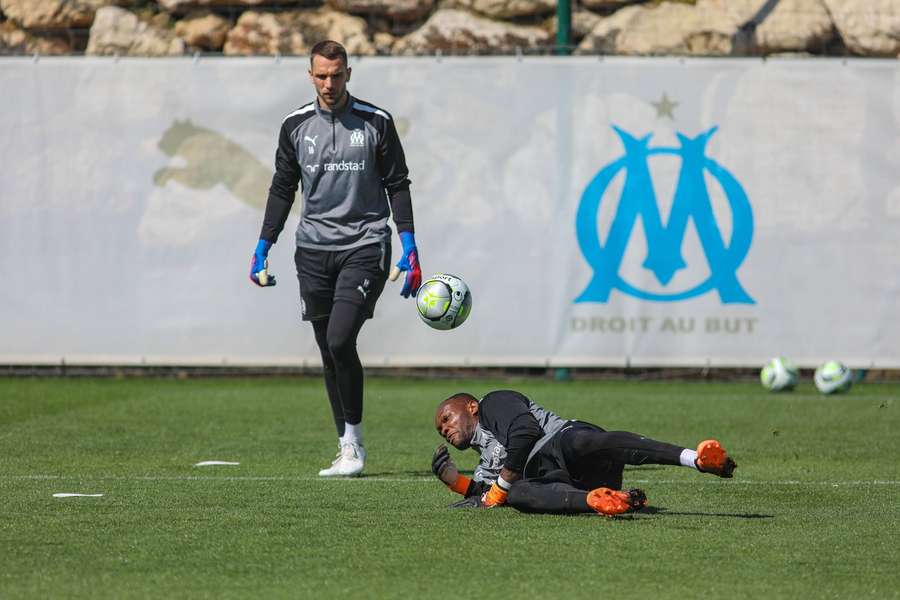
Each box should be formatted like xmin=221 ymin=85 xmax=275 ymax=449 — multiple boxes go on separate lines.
xmin=310 ymin=40 xmax=348 ymax=67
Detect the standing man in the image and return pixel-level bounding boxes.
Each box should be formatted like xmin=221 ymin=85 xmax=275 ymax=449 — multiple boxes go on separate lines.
xmin=432 ymin=390 xmax=737 ymax=515
xmin=250 ymin=40 xmax=421 ymax=477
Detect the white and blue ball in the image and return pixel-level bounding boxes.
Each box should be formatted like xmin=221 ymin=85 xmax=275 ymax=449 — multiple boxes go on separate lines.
xmin=814 ymin=361 xmax=852 ymax=395
xmin=760 ymin=357 xmax=799 ymax=392
xmin=415 ymin=273 xmax=472 ymax=331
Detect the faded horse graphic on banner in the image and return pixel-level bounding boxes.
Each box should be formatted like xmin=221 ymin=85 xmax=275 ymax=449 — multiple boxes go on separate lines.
xmin=153 ymin=119 xmax=281 ymax=213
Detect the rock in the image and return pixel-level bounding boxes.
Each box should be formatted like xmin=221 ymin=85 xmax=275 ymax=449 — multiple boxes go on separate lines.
xmin=577 ymin=1 xmax=738 ymax=55
xmin=443 ymin=0 xmax=555 ymax=20
xmin=149 ymin=12 xmax=175 ymax=29
xmin=86 ymin=6 xmax=186 ymax=56
xmin=0 ymin=20 xmax=72 ymax=54
xmin=579 ymin=0 xmax=640 ymax=11
xmin=325 ymin=0 xmax=435 ymax=22
xmin=704 ymin=0 xmax=835 ymax=54
xmin=373 ymin=31 xmax=396 ymax=54
xmin=394 ymin=8 xmax=550 ymax=54
xmin=578 ymin=0 xmax=836 ymax=56
xmin=223 ymin=11 xmax=306 ymax=55
xmin=158 ymin=0 xmax=309 ymax=13
xmin=299 ymin=7 xmax=374 ymax=55
xmin=0 ymin=0 xmax=116 ymax=29
xmin=174 ymin=12 xmax=231 ymax=50
xmin=224 ymin=8 xmax=374 ymax=56
xmin=824 ymin=0 xmax=900 ymax=57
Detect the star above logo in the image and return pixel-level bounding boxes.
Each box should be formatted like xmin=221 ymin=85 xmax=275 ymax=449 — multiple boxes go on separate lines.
xmin=651 ymin=93 xmax=678 ymax=120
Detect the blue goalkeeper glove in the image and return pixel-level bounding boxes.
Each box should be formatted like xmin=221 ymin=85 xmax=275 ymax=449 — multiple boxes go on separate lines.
xmin=249 ymin=239 xmax=276 ymax=287
xmin=393 ymin=231 xmax=421 ymax=298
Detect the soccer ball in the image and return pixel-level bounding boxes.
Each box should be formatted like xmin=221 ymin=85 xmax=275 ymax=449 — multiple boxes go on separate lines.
xmin=415 ymin=273 xmax=472 ymax=331
xmin=814 ymin=361 xmax=852 ymax=395
xmin=760 ymin=357 xmax=798 ymax=392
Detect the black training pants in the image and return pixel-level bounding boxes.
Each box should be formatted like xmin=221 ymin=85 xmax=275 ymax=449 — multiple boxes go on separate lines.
xmin=296 ymin=243 xmax=389 ymax=437
xmin=506 ymin=422 xmax=685 ymax=514
xmin=312 ymin=301 xmax=367 ymax=435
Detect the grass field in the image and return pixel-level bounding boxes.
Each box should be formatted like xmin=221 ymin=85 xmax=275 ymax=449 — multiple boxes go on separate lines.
xmin=1 ymin=376 xmax=898 ymax=599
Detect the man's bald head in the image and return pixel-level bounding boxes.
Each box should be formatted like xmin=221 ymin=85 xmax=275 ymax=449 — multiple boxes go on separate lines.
xmin=436 ymin=392 xmax=477 ymax=415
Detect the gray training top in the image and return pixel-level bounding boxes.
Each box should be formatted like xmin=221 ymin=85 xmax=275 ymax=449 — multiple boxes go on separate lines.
xmin=469 ymin=391 xmax=569 ymax=486
xmin=260 ymin=94 xmax=414 ymax=250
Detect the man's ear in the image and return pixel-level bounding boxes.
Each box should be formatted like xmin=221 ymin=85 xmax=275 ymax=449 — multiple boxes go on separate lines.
xmin=346 ymin=66 xmax=352 ymax=83
xmin=467 ymin=399 xmax=478 ymax=418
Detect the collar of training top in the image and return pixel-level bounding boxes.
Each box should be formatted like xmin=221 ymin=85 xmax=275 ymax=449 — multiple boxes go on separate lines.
xmin=469 ymin=424 xmax=486 ymax=448
xmin=315 ymin=93 xmax=352 ymax=118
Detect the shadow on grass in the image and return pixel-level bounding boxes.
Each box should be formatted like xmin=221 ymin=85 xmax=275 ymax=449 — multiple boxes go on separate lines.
xmin=361 ymin=470 xmax=432 ymax=477
xmin=636 ymin=506 xmax=774 ymax=519
xmin=442 ymin=501 xmax=775 ymax=518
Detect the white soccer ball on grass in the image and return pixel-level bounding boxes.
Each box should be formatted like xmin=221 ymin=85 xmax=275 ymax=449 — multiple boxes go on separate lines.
xmin=814 ymin=361 xmax=852 ymax=395
xmin=415 ymin=273 xmax=472 ymax=331
xmin=760 ymin=357 xmax=798 ymax=392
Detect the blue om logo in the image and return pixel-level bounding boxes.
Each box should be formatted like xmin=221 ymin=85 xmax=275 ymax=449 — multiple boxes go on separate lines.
xmin=576 ymin=126 xmax=754 ymax=304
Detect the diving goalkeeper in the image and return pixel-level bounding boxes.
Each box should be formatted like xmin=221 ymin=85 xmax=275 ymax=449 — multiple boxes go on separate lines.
xmin=431 ymin=390 xmax=737 ymax=515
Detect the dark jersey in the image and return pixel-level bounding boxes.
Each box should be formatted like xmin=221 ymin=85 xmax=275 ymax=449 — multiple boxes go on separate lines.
xmin=261 ymin=94 xmax=413 ymax=250
xmin=466 ymin=390 xmax=569 ymax=497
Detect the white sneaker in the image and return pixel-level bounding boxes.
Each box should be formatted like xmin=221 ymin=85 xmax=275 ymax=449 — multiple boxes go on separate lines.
xmin=317 ymin=447 xmax=344 ymax=477
xmin=317 ymin=442 xmax=366 ymax=477
xmin=338 ymin=441 xmax=366 ymax=476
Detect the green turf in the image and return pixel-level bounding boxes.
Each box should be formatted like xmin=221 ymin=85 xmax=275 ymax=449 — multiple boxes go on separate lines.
xmin=1 ymin=376 xmax=898 ymax=599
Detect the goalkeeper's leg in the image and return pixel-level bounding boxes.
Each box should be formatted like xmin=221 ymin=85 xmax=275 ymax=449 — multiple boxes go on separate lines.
xmin=314 ymin=301 xmax=368 ymax=477
xmin=561 ymin=423 xmax=736 ymax=482
xmin=324 ymin=300 xmax=367 ymax=431
xmin=507 ymin=472 xmax=645 ymax=516
xmin=326 ymin=241 xmax=389 ymax=435
xmin=312 ymin=317 xmax=345 ymax=438
xmin=562 ymin=425 xmax=685 ymax=469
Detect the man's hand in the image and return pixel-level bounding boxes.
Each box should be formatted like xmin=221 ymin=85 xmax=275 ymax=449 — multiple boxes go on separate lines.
xmin=431 ymin=444 xmax=459 ymax=486
xmin=449 ymin=496 xmax=483 ymax=509
xmin=250 ymin=239 xmax=277 ymax=287
xmin=432 ymin=444 xmax=470 ymax=495
xmin=480 ymin=470 xmax=518 ymax=508
xmin=393 ymin=231 xmax=421 ymax=298
xmin=481 ymin=482 xmax=508 ymax=508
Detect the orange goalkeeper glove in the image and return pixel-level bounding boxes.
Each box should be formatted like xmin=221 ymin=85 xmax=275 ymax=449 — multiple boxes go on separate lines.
xmin=481 ymin=480 xmax=511 ymax=508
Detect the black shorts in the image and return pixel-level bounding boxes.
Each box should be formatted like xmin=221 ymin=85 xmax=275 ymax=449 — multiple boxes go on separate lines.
xmin=294 ymin=240 xmax=390 ymax=321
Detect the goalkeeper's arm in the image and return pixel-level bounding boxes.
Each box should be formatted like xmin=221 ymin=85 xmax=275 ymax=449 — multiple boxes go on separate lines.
xmin=431 ymin=445 xmax=491 ymax=497
xmin=478 ymin=406 xmax=543 ymax=507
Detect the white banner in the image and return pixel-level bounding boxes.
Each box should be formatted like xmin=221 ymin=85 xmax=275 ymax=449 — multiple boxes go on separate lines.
xmin=1 ymin=57 xmax=898 ymax=368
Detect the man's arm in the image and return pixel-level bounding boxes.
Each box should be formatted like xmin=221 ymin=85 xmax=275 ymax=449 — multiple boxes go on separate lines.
xmin=375 ymin=114 xmax=420 ymax=296
xmin=481 ymin=392 xmax=543 ymax=475
xmin=250 ymin=121 xmax=300 ymax=287
xmin=260 ymin=122 xmax=301 ymax=243
xmin=478 ymin=392 xmax=543 ymax=506
xmin=376 ymin=114 xmax=413 ymax=233
xmin=250 ymin=122 xmax=301 ymax=287
xmin=431 ymin=445 xmax=491 ymax=499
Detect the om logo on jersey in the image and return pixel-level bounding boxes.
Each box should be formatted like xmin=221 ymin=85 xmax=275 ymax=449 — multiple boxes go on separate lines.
xmin=576 ymin=126 xmax=754 ymax=304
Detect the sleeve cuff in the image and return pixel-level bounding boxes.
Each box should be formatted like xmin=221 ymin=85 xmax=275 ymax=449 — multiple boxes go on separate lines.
xmin=450 ymin=474 xmax=471 ymax=496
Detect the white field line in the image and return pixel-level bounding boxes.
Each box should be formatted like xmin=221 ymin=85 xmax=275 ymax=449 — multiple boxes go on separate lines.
xmin=3 ymin=474 xmax=900 ymax=485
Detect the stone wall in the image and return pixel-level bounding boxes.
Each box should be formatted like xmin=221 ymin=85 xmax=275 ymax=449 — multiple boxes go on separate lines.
xmin=1 ymin=0 xmax=898 ymax=57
